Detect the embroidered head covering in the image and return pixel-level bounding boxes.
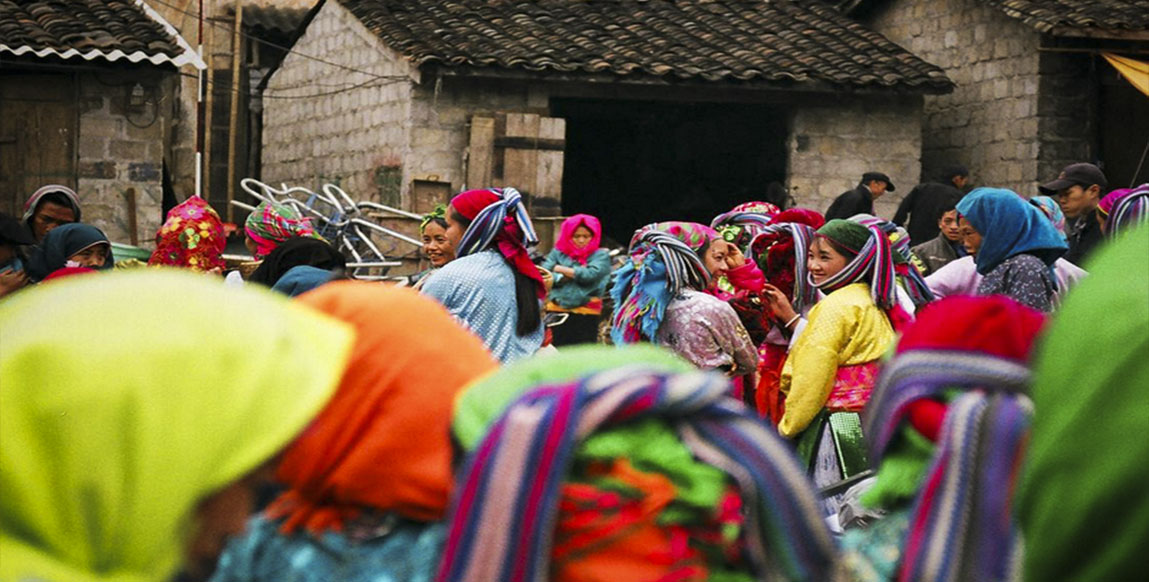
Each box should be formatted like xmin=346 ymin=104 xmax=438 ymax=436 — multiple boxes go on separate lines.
xmin=554 ymin=213 xmax=602 ymax=265
xmin=268 ymin=283 xmax=497 ymax=534
xmin=244 ymin=200 xmax=323 ymax=260
xmin=420 ymin=203 xmax=448 ymax=233
xmin=748 ymin=220 xmax=819 ymax=313
xmin=863 ymin=296 xmax=1045 ymax=582
xmin=611 ymin=221 xmax=717 ymax=344
xmin=450 ymin=187 xmax=545 ymax=298
xmin=1018 ymin=225 xmax=1149 ymax=582
xmin=710 ymin=201 xmax=780 ymax=251
xmin=1028 ymin=196 xmax=1067 ymax=242
xmin=22 ymin=184 xmax=82 ymax=226
xmin=0 ymin=271 xmax=353 ymax=582
xmin=24 ymin=223 xmax=112 ymax=281
xmin=850 ymin=214 xmax=935 ymax=307
xmin=1102 ymin=184 xmax=1149 ymax=239
xmin=148 ymin=196 xmax=226 ymax=272
xmin=440 ymin=346 xmax=836 ymax=582
xmin=955 ymin=188 xmax=1067 ymax=276
xmin=247 ymin=237 xmax=345 ymax=288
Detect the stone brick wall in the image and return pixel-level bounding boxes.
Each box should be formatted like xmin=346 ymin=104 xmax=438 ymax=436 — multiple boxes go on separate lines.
xmin=865 ymin=0 xmax=1044 ymax=193
xmin=1036 ymin=52 xmax=1098 ymax=183
xmin=787 ymin=95 xmax=924 ymax=219
xmin=261 ymin=0 xmax=417 ymax=206
xmin=77 ymin=71 xmax=172 ymax=246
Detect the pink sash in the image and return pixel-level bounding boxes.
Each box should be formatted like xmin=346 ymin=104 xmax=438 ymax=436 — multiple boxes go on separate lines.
xmin=825 ymin=361 xmax=879 ymax=412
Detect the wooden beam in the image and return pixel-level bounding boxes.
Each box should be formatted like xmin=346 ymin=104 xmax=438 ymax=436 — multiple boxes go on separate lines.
xmin=226 ymin=0 xmax=243 ymax=223
xmin=466 ymin=116 xmax=494 ymax=189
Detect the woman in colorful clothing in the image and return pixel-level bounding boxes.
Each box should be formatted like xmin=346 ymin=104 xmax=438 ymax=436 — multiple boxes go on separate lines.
xmin=243 ymin=200 xmax=325 ymax=260
xmin=836 ymin=296 xmax=1045 ymax=581
xmin=148 ymin=195 xmax=227 ymax=273
xmin=422 ymin=188 xmax=546 ymax=363
xmin=541 ymin=213 xmax=612 ymax=346
xmin=850 ymin=213 xmax=934 ymax=312
xmin=440 ymin=345 xmax=837 ymax=582
xmin=1097 ymin=183 xmax=1149 ymax=239
xmin=955 ymin=188 xmax=1068 ymax=312
xmin=411 ymin=204 xmax=456 ymax=290
xmin=612 ymin=221 xmax=758 ymax=384
xmin=212 ymin=283 xmax=496 ymax=582
xmin=24 ymin=223 xmax=113 ymax=281
xmin=778 ymin=219 xmax=909 ymax=508
xmin=709 ymin=201 xmax=778 ymax=299
xmin=0 ymin=271 xmax=354 ymax=582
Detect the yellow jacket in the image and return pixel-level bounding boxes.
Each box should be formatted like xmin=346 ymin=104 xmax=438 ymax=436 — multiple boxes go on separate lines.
xmin=779 ymin=283 xmax=895 ymax=437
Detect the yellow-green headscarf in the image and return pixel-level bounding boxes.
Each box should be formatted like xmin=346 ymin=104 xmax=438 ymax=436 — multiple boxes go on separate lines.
xmin=0 ymin=271 xmax=354 ymax=582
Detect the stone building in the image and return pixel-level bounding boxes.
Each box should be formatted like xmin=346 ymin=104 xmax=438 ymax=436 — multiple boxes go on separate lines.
xmin=0 ymin=0 xmax=204 ymax=245
xmin=853 ymin=0 xmax=1149 ymax=193
xmin=261 ymin=0 xmax=953 ymax=243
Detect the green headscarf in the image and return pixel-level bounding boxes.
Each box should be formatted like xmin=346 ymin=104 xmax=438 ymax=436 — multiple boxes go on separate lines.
xmin=0 ymin=271 xmax=354 ymax=582
xmin=1018 ymin=225 xmax=1149 ymax=581
xmin=816 ymin=218 xmax=870 ymax=253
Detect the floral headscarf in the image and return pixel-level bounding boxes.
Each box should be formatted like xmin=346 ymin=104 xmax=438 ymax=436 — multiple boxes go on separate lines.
xmin=148 ymin=196 xmax=226 ymax=272
xmin=244 ymin=201 xmax=323 ymax=260
xmin=710 ymin=201 xmax=780 ymax=251
xmin=554 ymin=213 xmax=602 ymax=265
xmin=611 ymin=222 xmax=717 ymax=344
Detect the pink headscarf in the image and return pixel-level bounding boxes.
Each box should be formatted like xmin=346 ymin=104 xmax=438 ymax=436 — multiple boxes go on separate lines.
xmin=554 ymin=214 xmax=602 ymax=265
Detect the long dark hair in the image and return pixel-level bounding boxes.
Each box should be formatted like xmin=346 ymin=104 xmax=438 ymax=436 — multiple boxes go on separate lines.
xmin=451 ymin=209 xmax=541 ymax=336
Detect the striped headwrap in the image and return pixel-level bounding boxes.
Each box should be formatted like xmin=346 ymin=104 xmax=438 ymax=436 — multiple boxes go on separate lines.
xmin=438 ymin=365 xmax=836 ymax=582
xmin=244 ymin=200 xmax=324 ymax=260
xmin=451 ymin=187 xmax=545 ymax=298
xmin=1106 ymin=184 xmax=1149 ymax=239
xmin=863 ymin=296 xmax=1046 ymax=582
xmin=813 ymin=219 xmax=911 ymax=330
xmin=748 ymin=221 xmax=818 ymax=313
xmin=710 ymin=201 xmax=780 ymax=251
xmin=850 ymin=214 xmax=935 ymax=307
xmin=611 ymin=222 xmax=716 ymax=344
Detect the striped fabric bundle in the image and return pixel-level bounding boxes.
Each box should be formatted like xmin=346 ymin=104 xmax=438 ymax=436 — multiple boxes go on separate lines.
xmin=748 ymin=222 xmax=818 ymax=313
xmin=710 ymin=201 xmax=781 ymax=250
xmin=455 ymin=187 xmax=538 ymax=257
xmin=1108 ymin=184 xmax=1149 ymax=238
xmin=850 ymin=214 xmax=935 ymax=306
xmin=611 ymin=222 xmax=716 ymax=344
xmin=814 ymin=222 xmax=900 ymax=311
xmin=437 ymin=365 xmax=836 ymax=582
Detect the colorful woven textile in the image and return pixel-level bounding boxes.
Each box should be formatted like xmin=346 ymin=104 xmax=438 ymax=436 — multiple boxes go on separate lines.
xmin=148 ymin=195 xmax=226 ymax=272
xmin=710 ymin=201 xmax=780 ymax=250
xmin=748 ymin=221 xmax=818 ymax=313
xmin=439 ymin=365 xmax=836 ymax=582
xmin=553 ymin=213 xmax=602 ymax=265
xmin=611 ymin=221 xmax=716 ymax=344
xmin=451 ymin=187 xmax=545 ymax=298
xmin=1105 ymin=184 xmax=1149 ymax=238
xmin=955 ymin=188 xmax=1067 ymax=276
xmin=244 ymin=200 xmax=322 ymax=259
xmin=850 ymin=214 xmax=935 ymax=307
xmin=813 ymin=219 xmax=910 ymax=330
xmin=1028 ymin=196 xmax=1067 ymax=242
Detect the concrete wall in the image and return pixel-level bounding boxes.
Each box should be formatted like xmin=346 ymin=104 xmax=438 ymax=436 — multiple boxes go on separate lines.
xmin=787 ymin=95 xmax=924 ymax=219
xmin=261 ymin=0 xmax=417 ymax=205
xmin=76 ymin=71 xmax=172 ymax=246
xmin=865 ymin=0 xmax=1046 ymax=194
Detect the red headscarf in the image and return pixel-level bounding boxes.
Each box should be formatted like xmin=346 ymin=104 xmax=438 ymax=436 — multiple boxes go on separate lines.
xmin=268 ymin=282 xmax=498 ymax=533
xmin=554 ymin=214 xmax=602 ymax=265
xmin=451 ymin=188 xmax=546 ymax=298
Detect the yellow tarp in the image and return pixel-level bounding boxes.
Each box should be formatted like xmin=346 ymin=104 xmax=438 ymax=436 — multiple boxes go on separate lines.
xmin=1103 ymin=53 xmax=1149 ymax=98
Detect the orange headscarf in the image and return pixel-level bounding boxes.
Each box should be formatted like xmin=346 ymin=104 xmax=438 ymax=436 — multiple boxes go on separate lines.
xmin=268 ymin=282 xmax=498 ymax=534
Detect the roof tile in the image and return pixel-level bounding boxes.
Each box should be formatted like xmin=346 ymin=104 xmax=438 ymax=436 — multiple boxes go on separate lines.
xmin=0 ymin=0 xmax=187 ymax=64
xmin=982 ymin=0 xmax=1149 ymax=33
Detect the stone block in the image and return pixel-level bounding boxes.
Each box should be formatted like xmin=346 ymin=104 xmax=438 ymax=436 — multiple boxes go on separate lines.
xmin=129 ymin=162 xmax=161 ymax=182
xmin=79 ymin=161 xmax=117 ymax=179
xmin=110 ymin=140 xmax=149 ymax=160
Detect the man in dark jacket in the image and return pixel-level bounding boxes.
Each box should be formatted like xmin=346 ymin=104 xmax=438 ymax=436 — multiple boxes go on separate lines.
xmin=825 ymin=171 xmax=894 ymax=220
xmin=1039 ymin=163 xmax=1106 ymax=266
xmin=893 ymin=166 xmax=968 ymax=245
xmin=909 ymin=191 xmax=966 ymax=276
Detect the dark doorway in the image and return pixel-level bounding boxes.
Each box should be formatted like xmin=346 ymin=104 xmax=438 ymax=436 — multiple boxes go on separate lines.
xmin=554 ymin=99 xmax=788 ymax=246
xmin=1098 ymin=59 xmax=1149 ymax=189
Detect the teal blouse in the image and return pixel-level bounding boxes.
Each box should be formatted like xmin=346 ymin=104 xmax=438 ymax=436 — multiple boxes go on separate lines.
xmin=541 ymin=247 xmax=612 ymax=309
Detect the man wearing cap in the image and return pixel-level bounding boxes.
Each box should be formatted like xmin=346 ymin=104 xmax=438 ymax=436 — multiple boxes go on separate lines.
xmin=893 ymin=165 xmax=969 ymax=244
xmin=0 ymin=213 xmax=36 ymax=299
xmin=826 ymin=171 xmax=894 ymax=221
xmin=1039 ymin=163 xmax=1106 ymax=266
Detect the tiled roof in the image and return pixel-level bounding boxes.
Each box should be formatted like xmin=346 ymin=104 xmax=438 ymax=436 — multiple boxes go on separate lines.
xmin=241 ymin=3 xmax=311 ymax=36
xmin=339 ymin=0 xmax=953 ymax=92
xmin=0 ymin=0 xmax=204 ymax=68
xmin=983 ymin=0 xmax=1149 ymax=33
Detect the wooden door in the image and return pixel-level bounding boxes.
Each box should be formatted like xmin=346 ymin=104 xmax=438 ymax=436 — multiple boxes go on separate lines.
xmin=466 ymin=113 xmax=565 ymax=217
xmin=0 ymin=74 xmax=78 ymax=217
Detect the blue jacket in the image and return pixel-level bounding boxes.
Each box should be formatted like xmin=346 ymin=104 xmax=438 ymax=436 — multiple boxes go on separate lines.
xmin=541 ymin=247 xmax=612 ymax=309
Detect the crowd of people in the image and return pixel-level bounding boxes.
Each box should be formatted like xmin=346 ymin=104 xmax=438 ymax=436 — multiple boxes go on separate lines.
xmin=1 ymin=162 xmax=1147 ymax=582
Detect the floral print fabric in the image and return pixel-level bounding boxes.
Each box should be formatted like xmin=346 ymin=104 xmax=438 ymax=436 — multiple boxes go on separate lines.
xmin=149 ymin=196 xmax=226 ymax=272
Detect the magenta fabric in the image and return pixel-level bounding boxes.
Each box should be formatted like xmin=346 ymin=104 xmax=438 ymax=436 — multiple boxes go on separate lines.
xmin=554 ymin=214 xmax=602 ymax=265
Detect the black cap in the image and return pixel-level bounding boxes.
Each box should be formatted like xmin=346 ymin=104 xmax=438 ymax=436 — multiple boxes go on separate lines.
xmin=941 ymin=165 xmax=969 ymax=180
xmin=862 ymin=171 xmax=895 ymax=192
xmin=0 ymin=213 xmax=36 ymax=246
xmin=1038 ymin=163 xmax=1108 ymax=195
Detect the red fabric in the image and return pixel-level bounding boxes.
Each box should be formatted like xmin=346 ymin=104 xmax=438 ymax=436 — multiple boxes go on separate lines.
xmin=772 ymin=208 xmax=825 ymax=230
xmin=42 ymin=266 xmax=96 ymax=281
xmin=450 ymin=189 xmax=546 ymax=299
xmin=906 ymin=399 xmax=946 ymax=442
xmin=724 ymin=261 xmax=765 ymax=293
xmin=896 ymin=295 xmax=1047 ymax=361
xmin=755 ymin=344 xmax=788 ymax=424
xmin=269 ymin=283 xmax=498 ymax=534
xmin=554 ymin=214 xmax=602 ymax=265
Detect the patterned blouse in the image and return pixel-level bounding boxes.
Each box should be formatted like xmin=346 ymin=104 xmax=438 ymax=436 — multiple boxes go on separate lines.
xmin=655 ymin=289 xmax=758 ymax=377
xmin=977 ymin=253 xmax=1057 ymax=313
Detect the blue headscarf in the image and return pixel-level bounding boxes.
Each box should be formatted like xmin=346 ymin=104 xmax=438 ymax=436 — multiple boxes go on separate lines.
xmin=956 ymin=188 xmax=1067 ymax=276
